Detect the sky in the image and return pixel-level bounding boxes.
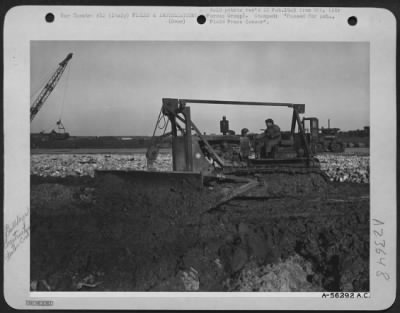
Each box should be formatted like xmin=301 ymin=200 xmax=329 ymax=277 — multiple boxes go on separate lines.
xmin=31 ymin=41 xmax=369 ymax=136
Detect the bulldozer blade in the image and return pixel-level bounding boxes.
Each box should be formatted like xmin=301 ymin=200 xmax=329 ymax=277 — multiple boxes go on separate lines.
xmin=93 ymin=170 xmax=211 ymax=232
xmin=213 ymin=179 xmax=259 ymax=207
xmin=94 ymin=170 xmax=261 ymax=218
xmin=95 ymin=169 xmax=204 ymax=190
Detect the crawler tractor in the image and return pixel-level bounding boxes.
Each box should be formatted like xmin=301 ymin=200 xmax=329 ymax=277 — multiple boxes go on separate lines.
xmin=147 ymin=98 xmax=320 ymax=173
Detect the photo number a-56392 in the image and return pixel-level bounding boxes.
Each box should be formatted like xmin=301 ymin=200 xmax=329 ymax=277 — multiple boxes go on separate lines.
xmin=321 ymin=292 xmax=370 ymax=299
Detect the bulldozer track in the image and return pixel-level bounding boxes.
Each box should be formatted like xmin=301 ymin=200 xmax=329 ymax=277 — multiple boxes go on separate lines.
xmin=225 ymin=166 xmax=328 ymax=179
xmin=233 ymin=195 xmax=369 ymax=202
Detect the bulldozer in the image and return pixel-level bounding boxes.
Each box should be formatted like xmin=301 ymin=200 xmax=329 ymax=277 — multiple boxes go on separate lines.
xmin=96 ymin=98 xmax=327 ymax=207
xmin=146 ymin=98 xmax=320 ymax=172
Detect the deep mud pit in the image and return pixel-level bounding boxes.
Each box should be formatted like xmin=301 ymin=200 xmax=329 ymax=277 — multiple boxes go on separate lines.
xmin=31 ymin=172 xmax=369 ymax=292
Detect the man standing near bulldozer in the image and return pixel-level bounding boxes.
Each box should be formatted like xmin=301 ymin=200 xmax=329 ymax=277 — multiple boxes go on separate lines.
xmin=262 ymin=118 xmax=281 ymax=158
xmin=239 ymin=128 xmax=251 ymax=162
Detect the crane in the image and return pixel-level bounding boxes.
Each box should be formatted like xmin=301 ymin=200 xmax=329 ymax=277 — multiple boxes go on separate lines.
xmin=30 ymin=53 xmax=73 ymax=122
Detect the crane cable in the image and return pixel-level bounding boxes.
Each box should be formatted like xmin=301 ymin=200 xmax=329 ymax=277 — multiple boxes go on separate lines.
xmin=151 ymin=108 xmax=169 ymax=137
xmin=157 ymin=113 xmax=168 ymax=130
xmin=151 ymin=110 xmax=163 ymax=137
xmin=147 ymin=109 xmax=170 ymax=161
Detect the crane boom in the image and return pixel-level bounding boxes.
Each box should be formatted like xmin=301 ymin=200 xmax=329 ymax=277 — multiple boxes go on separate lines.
xmin=30 ymin=53 xmax=73 ymax=122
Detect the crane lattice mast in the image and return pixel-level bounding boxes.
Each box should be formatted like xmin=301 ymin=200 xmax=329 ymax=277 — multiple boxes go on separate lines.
xmin=30 ymin=53 xmax=73 ymax=122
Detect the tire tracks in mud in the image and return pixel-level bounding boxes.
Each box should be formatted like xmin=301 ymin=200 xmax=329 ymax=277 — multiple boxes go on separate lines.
xmin=196 ymin=188 xmax=369 ymax=291
xmin=30 ymin=173 xmax=369 ymax=292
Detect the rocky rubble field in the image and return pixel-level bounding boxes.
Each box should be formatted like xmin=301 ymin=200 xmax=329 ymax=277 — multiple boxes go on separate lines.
xmin=316 ymin=155 xmax=369 ymax=183
xmin=31 ymin=152 xmax=369 ymax=184
xmin=30 ymin=153 xmax=172 ymax=177
xmin=227 ymin=254 xmax=321 ymax=291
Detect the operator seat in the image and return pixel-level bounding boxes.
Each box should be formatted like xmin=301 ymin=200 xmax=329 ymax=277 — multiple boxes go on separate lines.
xmin=279 ymin=131 xmax=294 ymax=147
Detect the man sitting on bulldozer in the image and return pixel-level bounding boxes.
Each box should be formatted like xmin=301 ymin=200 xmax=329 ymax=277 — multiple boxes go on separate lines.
xmin=261 ymin=118 xmax=282 ymax=158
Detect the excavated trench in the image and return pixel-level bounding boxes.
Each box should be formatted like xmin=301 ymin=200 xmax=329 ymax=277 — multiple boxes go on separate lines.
xmin=30 ymin=172 xmax=369 ymax=292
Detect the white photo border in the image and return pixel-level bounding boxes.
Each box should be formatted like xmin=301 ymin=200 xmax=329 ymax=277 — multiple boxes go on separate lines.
xmin=3 ymin=6 xmax=397 ymax=310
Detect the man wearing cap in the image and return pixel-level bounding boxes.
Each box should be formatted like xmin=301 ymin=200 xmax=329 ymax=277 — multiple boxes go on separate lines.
xmin=263 ymin=119 xmax=281 ymax=158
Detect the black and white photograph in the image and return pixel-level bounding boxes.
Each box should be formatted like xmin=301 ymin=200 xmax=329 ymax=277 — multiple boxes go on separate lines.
xmin=30 ymin=40 xmax=370 ymax=292
xmin=3 ymin=5 xmax=396 ymax=310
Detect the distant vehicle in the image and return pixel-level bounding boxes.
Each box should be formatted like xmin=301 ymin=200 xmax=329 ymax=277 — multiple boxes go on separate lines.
xmin=302 ymin=117 xmax=345 ymax=153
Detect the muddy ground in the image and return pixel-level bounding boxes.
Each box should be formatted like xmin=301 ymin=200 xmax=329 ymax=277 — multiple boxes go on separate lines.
xmin=31 ymin=172 xmax=369 ymax=292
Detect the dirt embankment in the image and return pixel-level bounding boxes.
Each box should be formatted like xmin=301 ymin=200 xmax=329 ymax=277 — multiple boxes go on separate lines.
xmin=31 ymin=172 xmax=369 ymax=292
